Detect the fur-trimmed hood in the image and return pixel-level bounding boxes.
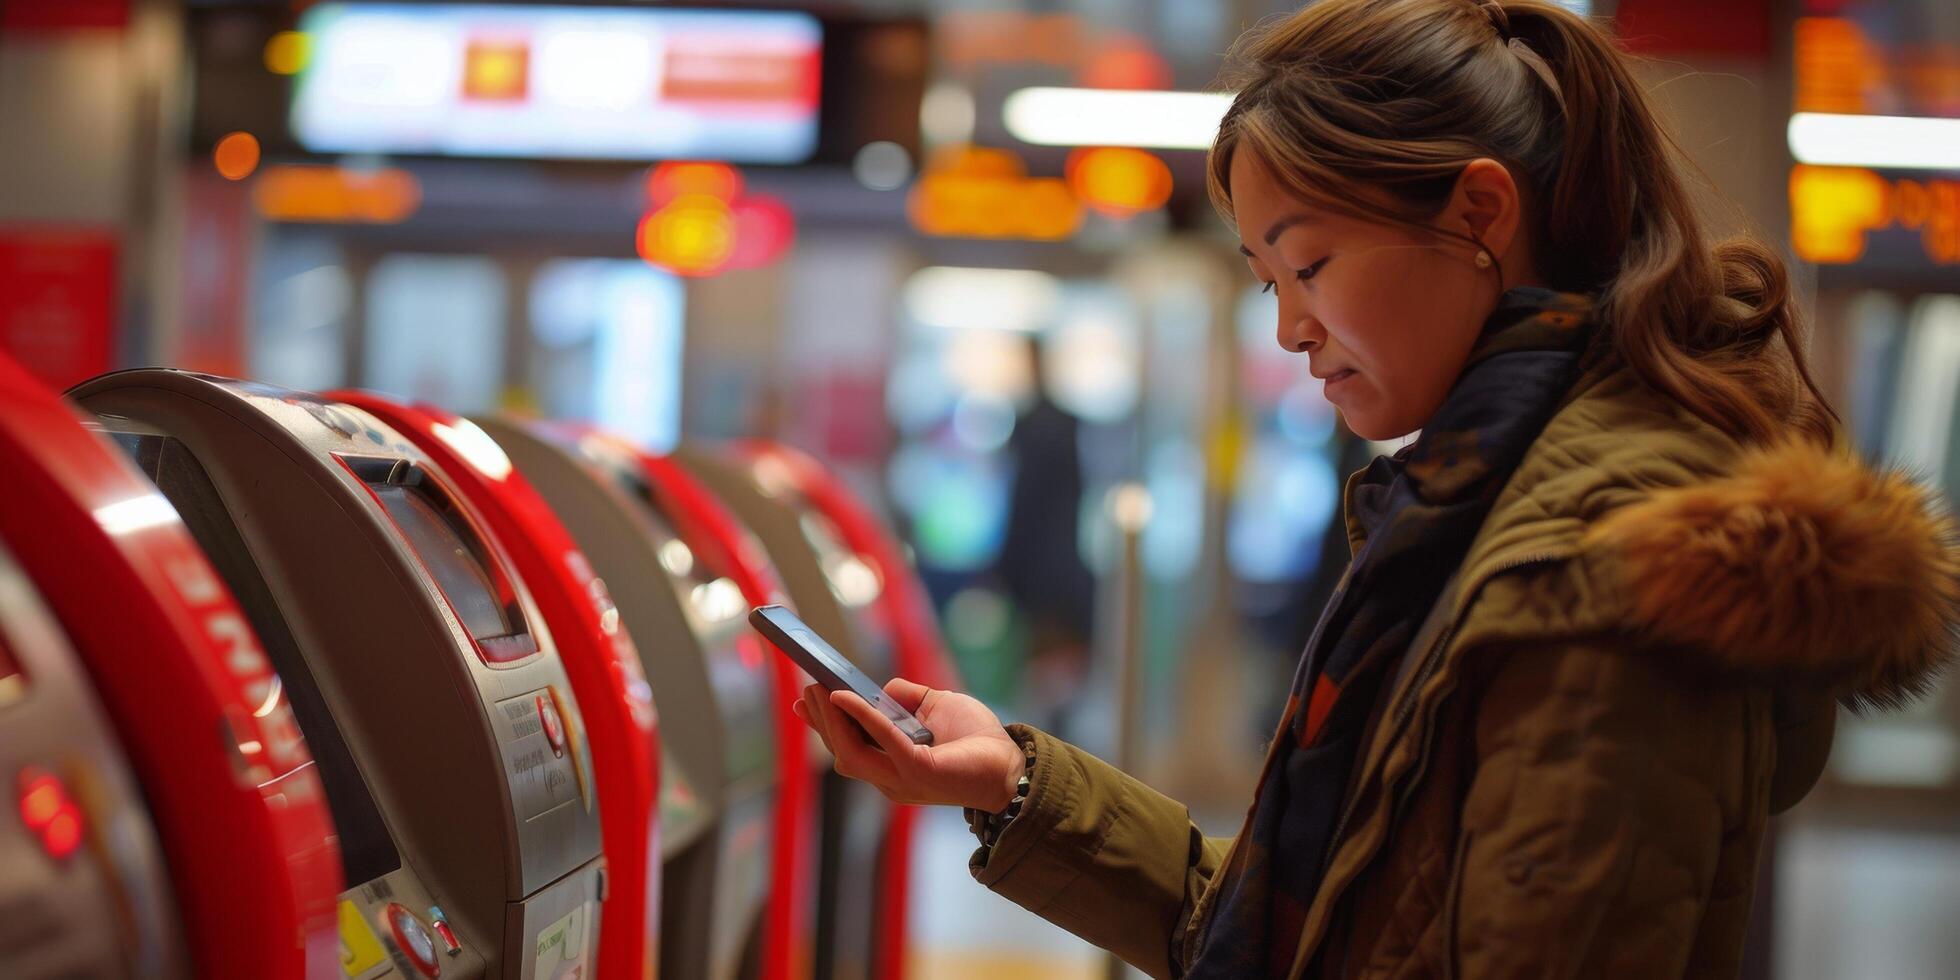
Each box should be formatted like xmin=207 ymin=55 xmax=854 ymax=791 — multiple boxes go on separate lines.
xmin=1588 ymin=440 xmax=1960 ymax=711
xmin=1362 ymin=364 xmax=1960 ymax=817
xmin=1401 ymin=364 xmax=1960 ymax=712
xmin=1364 ymin=364 xmax=1960 ymax=791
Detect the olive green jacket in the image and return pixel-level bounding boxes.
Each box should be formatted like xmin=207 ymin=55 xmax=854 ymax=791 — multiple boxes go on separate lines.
xmin=972 ymin=366 xmax=1960 ymax=979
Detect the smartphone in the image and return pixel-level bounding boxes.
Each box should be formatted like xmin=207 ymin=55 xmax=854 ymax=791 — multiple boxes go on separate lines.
xmin=749 ymin=604 xmax=935 ymax=746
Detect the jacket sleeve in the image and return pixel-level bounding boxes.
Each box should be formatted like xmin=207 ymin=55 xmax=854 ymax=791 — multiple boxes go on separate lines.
xmin=970 ymin=724 xmax=1231 ymax=979
xmin=1449 ymin=640 xmax=1764 ymax=979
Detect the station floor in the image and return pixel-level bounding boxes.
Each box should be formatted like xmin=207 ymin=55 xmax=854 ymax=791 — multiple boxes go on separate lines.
xmin=906 ymin=805 xmax=1138 ymax=980
xmin=903 ymin=806 xmax=1960 ymax=980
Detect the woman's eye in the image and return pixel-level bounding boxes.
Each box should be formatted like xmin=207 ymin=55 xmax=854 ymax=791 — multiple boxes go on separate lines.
xmin=1296 ymin=257 xmax=1331 ymax=282
xmin=1260 ymin=281 xmax=1277 ymax=295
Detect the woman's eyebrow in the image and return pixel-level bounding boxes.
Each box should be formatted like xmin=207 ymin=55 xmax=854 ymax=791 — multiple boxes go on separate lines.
xmin=1240 ymin=212 xmax=1322 ymax=257
xmin=1263 ymin=212 xmax=1318 ymax=245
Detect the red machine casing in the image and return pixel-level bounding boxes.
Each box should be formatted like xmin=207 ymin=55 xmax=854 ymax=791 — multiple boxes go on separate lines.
xmin=0 ymin=354 xmax=342 ymax=977
xmin=332 ymin=390 xmax=665 ymax=980
xmin=631 ymin=443 xmax=818 ymax=980
xmin=732 ymin=440 xmax=963 ymax=980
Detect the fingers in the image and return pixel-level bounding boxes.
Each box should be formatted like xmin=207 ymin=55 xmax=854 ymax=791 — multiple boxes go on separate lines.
xmin=814 ymin=690 xmax=899 ymax=785
xmin=830 ymin=690 xmax=919 ymax=761
xmin=796 ymin=685 xmax=835 ymax=755
xmin=883 ymin=677 xmax=932 ymax=712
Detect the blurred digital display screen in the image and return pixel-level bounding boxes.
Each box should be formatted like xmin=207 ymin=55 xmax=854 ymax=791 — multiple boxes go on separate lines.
xmin=291 ymin=3 xmax=823 ymax=163
xmin=371 ymin=483 xmax=514 ymax=640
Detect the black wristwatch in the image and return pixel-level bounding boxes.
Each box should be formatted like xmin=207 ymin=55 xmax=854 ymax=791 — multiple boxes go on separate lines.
xmin=965 ymin=735 xmax=1037 ymax=868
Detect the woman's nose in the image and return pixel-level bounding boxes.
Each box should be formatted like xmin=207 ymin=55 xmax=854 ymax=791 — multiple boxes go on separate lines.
xmin=1280 ymin=313 xmax=1322 ymax=354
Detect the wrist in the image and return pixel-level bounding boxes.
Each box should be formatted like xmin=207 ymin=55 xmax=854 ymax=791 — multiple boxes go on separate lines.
xmin=976 ymin=739 xmax=1025 ymax=812
xmin=976 ymin=736 xmax=1027 ymax=811
xmin=994 ymin=749 xmax=1024 ymax=812
xmin=964 ymin=735 xmax=1036 ymax=868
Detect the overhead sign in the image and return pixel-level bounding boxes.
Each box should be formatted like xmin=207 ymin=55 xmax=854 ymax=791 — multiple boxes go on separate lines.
xmin=291 ymin=4 xmax=822 ymax=163
xmin=0 ymin=228 xmax=118 ymax=390
xmin=1791 ymin=165 xmax=1960 ymax=266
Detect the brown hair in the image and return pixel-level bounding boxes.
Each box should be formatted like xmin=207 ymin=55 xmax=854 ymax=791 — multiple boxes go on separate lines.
xmin=1207 ymin=0 xmax=1837 ymax=446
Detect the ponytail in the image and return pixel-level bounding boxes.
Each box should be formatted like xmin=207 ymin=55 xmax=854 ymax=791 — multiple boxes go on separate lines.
xmin=1509 ymin=3 xmax=1836 ymax=445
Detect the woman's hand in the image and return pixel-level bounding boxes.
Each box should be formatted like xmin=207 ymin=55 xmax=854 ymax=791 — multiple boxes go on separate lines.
xmin=793 ymin=678 xmax=1025 ymax=812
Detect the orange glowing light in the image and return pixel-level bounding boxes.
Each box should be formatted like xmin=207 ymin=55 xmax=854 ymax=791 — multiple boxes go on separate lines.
xmin=263 ymin=30 xmax=310 ymax=76
xmin=1791 ymin=165 xmax=1889 ymax=264
xmin=922 ymin=145 xmax=1027 ymax=180
xmin=646 ymin=162 xmax=745 ymax=208
xmin=1020 ymin=179 xmax=1083 ymax=239
xmin=907 ymin=144 xmax=1083 ymax=241
xmin=1789 ymin=166 xmax=1960 ymax=267
xmin=1793 ymin=18 xmax=1890 ymax=115
xmin=1067 ymin=147 xmax=1173 ymax=215
xmin=252 ymin=165 xmax=422 ymax=224
xmin=463 ymin=39 xmax=529 ymax=102
xmin=638 ymin=194 xmax=738 ymax=277
xmin=213 ymin=132 xmax=261 ymax=181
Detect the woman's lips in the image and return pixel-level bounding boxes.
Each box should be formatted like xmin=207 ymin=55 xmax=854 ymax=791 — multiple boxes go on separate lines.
xmin=1323 ymin=368 xmax=1358 ymax=395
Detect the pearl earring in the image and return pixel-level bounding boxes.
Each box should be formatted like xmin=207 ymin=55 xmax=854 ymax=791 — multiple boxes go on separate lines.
xmin=1474 ymin=251 xmax=1493 ymax=269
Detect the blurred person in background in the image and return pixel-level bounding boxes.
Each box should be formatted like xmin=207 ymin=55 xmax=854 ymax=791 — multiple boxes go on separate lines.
xmin=994 ymin=333 xmax=1097 ymax=741
xmin=799 ymin=1 xmax=1960 ymax=978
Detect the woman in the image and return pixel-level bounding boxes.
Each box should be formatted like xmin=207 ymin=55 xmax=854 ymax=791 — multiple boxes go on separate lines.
xmin=796 ymin=1 xmax=1960 ymax=977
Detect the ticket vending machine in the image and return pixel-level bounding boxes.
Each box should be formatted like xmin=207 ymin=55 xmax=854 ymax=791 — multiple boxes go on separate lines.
xmin=0 ymin=355 xmax=341 ymax=979
xmin=673 ymin=446 xmax=899 ymax=980
xmin=70 ymin=370 xmax=605 ymax=980
xmin=0 ymin=538 xmax=183 ymax=979
xmin=728 ymin=441 xmax=965 ymax=980
xmin=332 ymin=390 xmax=664 ymax=980
xmin=473 ymin=417 xmax=777 ymax=980
xmin=557 ymin=434 xmax=822 ymax=980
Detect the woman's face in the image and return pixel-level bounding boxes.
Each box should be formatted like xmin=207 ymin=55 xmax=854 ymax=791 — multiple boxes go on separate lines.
xmin=1231 ymin=149 xmax=1508 ymax=441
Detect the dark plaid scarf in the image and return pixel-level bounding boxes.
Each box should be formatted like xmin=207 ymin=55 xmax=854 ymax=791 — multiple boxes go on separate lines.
xmin=1185 ymin=287 xmax=1597 ymax=979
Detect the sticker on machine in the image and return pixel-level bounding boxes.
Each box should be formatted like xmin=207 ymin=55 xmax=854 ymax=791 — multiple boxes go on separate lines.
xmin=533 ymin=901 xmax=592 ymax=980
xmin=338 ymin=900 xmax=388 ymax=977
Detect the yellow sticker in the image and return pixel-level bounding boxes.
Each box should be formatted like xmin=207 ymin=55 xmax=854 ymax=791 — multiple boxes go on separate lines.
xmin=338 ymin=900 xmax=388 ymax=977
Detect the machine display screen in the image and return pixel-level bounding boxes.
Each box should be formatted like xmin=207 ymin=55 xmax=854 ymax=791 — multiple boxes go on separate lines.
xmin=372 ymin=484 xmax=513 ymax=641
xmin=290 ymin=3 xmax=823 ymax=163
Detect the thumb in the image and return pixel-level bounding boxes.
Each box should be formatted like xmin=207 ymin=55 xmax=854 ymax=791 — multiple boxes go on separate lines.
xmin=883 ymin=677 xmax=931 ymax=712
xmin=831 ymin=690 xmax=921 ymax=762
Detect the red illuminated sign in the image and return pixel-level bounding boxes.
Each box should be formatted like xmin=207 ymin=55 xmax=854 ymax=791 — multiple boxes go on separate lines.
xmin=0 ymin=228 xmax=118 ymax=391
xmin=661 ymin=45 xmax=820 ymax=107
xmin=636 ymin=163 xmax=795 ymax=277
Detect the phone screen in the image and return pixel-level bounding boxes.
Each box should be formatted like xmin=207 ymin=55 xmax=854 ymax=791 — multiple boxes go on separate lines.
xmin=749 ymin=604 xmax=934 ymax=745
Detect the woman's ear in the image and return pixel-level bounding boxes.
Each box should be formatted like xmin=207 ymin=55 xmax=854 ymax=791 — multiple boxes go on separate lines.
xmin=1447 ymin=158 xmax=1524 ymax=264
